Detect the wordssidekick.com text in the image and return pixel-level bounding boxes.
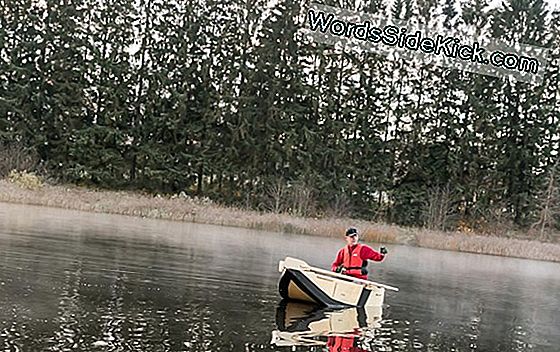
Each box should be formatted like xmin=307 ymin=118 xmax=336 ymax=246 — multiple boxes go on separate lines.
xmin=306 ymin=7 xmax=545 ymax=80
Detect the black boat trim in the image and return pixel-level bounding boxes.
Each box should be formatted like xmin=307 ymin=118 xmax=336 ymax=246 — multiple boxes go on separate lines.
xmin=279 ymin=269 xmax=352 ymax=308
xmin=356 ymin=288 xmax=371 ymax=307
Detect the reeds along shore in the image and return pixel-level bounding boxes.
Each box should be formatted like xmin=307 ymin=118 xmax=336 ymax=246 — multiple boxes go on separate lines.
xmin=0 ymin=180 xmax=559 ymax=263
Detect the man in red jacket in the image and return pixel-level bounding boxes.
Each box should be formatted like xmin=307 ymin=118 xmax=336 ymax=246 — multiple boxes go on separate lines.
xmin=331 ymin=227 xmax=388 ymax=280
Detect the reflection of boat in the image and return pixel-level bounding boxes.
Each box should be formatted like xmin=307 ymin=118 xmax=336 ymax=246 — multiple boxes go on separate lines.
xmin=278 ymin=257 xmax=398 ymax=308
xmin=271 ymin=301 xmax=382 ymax=348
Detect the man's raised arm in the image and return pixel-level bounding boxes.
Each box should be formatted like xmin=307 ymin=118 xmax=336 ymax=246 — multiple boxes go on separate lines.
xmin=361 ymin=245 xmax=385 ymax=262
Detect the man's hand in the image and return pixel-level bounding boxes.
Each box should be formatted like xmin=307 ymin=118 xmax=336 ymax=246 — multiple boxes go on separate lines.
xmin=335 ymin=265 xmax=346 ymax=273
xmin=380 ymin=246 xmax=388 ymax=255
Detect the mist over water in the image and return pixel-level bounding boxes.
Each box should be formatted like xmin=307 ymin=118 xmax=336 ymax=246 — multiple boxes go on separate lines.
xmin=0 ymin=203 xmax=559 ymax=351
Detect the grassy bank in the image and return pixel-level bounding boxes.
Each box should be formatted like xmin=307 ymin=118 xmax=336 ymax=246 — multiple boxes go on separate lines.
xmin=1 ymin=179 xmax=559 ymax=263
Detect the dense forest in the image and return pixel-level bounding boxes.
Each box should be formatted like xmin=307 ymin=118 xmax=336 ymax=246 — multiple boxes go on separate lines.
xmin=1 ymin=0 xmax=559 ymax=234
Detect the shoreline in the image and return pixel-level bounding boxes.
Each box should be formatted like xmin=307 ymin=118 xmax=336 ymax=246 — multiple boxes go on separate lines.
xmin=0 ymin=180 xmax=559 ymax=263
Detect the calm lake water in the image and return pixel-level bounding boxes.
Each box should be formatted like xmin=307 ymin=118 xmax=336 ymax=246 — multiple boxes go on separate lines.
xmin=0 ymin=202 xmax=559 ymax=352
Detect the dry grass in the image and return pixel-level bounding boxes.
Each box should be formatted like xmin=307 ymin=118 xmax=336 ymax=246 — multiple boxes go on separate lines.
xmin=415 ymin=229 xmax=560 ymax=262
xmin=8 ymin=170 xmax=44 ymax=190
xmin=0 ymin=180 xmax=559 ymax=262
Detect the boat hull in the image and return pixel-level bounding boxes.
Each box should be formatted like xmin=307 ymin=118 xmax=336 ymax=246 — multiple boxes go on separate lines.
xmin=278 ymin=257 xmax=386 ymax=308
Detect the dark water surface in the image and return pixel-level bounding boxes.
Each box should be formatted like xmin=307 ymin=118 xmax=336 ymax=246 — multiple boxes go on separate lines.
xmin=0 ymin=203 xmax=559 ymax=352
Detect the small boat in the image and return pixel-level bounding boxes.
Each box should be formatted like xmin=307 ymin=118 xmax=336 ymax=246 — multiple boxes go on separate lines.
xmin=278 ymin=257 xmax=398 ymax=308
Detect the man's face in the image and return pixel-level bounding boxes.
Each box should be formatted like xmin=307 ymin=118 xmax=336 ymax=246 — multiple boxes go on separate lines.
xmin=345 ymin=234 xmax=358 ymax=245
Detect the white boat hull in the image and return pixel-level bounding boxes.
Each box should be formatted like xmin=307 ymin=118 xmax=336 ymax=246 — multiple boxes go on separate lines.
xmin=278 ymin=257 xmax=397 ymax=308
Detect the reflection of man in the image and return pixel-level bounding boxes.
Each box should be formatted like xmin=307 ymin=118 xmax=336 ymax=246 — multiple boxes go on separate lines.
xmin=327 ymin=335 xmax=367 ymax=352
xmin=331 ymin=227 xmax=387 ymax=280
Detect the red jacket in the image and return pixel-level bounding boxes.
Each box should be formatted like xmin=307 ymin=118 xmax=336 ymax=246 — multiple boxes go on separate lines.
xmin=327 ymin=336 xmax=367 ymax=352
xmin=331 ymin=244 xmax=384 ymax=280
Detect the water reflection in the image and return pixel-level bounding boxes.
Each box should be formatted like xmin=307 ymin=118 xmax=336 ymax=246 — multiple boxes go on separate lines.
xmin=272 ymin=301 xmax=382 ymax=350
